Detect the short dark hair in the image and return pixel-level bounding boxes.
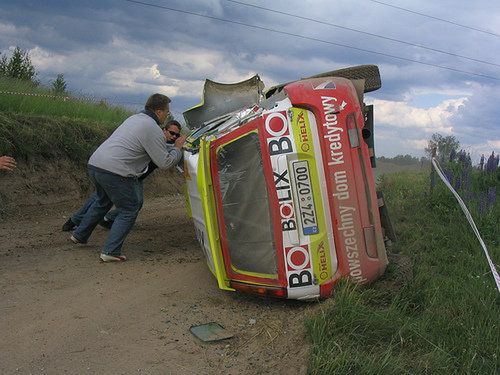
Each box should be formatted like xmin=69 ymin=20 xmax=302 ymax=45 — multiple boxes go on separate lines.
xmin=145 ymin=93 xmax=171 ymax=112
xmin=164 ymin=119 xmax=182 ymax=130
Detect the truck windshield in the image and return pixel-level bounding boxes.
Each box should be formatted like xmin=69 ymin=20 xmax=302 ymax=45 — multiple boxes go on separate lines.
xmin=216 ymin=132 xmax=277 ymax=276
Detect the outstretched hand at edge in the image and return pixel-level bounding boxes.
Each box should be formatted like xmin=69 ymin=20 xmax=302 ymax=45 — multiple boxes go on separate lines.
xmin=0 ymin=156 xmax=16 ymax=171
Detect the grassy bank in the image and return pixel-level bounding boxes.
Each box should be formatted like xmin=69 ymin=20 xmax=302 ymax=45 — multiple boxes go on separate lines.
xmin=307 ymin=170 xmax=499 ymax=374
xmin=0 ymin=112 xmax=115 ymax=164
xmin=0 ymin=76 xmax=131 ymax=125
xmin=0 ymin=77 xmax=134 ymax=163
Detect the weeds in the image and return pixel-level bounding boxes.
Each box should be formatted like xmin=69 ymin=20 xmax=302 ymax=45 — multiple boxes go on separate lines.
xmin=307 ymin=171 xmax=499 ymax=374
xmin=0 ymin=112 xmax=114 ymax=164
xmin=0 ymin=76 xmax=131 ymax=125
xmin=0 ymin=76 xmax=135 ymax=164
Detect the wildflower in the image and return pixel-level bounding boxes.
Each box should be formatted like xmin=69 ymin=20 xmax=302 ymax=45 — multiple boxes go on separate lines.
xmin=455 ymin=174 xmax=462 ymax=190
xmin=487 ymin=186 xmax=496 ymax=207
xmin=478 ymin=187 xmax=497 ymax=216
xmin=479 ymin=192 xmax=488 ymax=216
xmin=485 ymin=151 xmax=496 ymax=173
xmin=449 ymin=149 xmax=456 ymax=162
xmin=458 ymin=150 xmax=466 ymax=164
xmin=443 ymin=167 xmax=453 ymax=183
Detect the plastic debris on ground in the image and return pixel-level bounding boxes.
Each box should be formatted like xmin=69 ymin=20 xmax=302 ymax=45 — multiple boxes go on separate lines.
xmin=189 ymin=322 xmax=234 ymax=342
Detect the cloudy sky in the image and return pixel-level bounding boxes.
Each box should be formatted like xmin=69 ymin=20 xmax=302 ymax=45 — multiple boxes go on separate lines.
xmin=1 ymin=0 xmax=499 ymax=159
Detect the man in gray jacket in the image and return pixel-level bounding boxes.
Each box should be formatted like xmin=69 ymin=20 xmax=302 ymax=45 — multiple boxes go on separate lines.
xmin=70 ymin=93 xmax=185 ymax=262
xmin=62 ymin=120 xmax=183 ymax=231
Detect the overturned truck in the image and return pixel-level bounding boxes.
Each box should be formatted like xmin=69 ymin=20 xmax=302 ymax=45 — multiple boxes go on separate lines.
xmin=182 ymin=65 xmax=395 ymax=300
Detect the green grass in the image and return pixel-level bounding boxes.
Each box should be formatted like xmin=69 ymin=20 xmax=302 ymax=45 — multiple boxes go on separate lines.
xmin=0 ymin=76 xmax=131 ymax=124
xmin=0 ymin=77 xmax=135 ymax=164
xmin=0 ymin=112 xmax=116 ymax=164
xmin=307 ymin=170 xmax=499 ymax=374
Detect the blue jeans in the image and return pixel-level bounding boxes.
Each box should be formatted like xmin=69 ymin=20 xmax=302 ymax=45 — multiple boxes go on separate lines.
xmin=71 ymin=193 xmax=119 ymax=225
xmin=105 ymin=208 xmax=119 ymax=222
xmin=72 ymin=168 xmax=143 ymax=256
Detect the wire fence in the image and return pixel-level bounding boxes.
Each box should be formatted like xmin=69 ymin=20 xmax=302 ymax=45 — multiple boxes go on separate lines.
xmin=431 ymin=157 xmax=500 ymax=293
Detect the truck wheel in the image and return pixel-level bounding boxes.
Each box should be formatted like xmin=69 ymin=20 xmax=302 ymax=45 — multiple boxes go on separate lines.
xmin=308 ymin=65 xmax=381 ymax=93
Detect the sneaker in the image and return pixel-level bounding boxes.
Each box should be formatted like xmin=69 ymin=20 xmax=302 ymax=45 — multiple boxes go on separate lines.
xmin=100 ymin=253 xmax=127 ymax=262
xmin=99 ymin=219 xmax=114 ymax=230
xmin=70 ymin=235 xmax=85 ymax=244
xmin=62 ymin=218 xmax=77 ymax=232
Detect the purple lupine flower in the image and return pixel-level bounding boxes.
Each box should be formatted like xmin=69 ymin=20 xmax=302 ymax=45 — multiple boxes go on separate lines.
xmin=458 ymin=150 xmax=466 ymax=164
xmin=455 ymin=173 xmax=462 ymax=190
xmin=449 ymin=149 xmax=456 ymax=162
xmin=486 ymin=152 xmax=496 ymax=173
xmin=478 ymin=192 xmax=488 ymax=216
xmin=466 ymin=153 xmax=472 ymax=168
xmin=443 ymin=167 xmax=454 ymax=183
xmin=456 ymin=149 xmax=471 ymax=168
xmin=478 ymin=187 xmax=497 ymax=217
xmin=462 ymin=167 xmax=472 ymax=192
xmin=464 ymin=191 xmax=476 ymax=204
xmin=487 ymin=186 xmax=497 ymax=208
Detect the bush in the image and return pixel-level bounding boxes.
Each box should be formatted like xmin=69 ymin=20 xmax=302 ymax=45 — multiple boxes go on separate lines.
xmin=52 ymin=74 xmax=67 ymax=94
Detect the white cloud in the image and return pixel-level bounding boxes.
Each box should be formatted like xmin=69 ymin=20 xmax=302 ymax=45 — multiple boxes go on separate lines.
xmin=158 ymin=46 xmax=257 ymax=85
xmin=158 ymin=47 xmax=222 ymax=76
xmin=191 ymin=0 xmax=224 ymax=16
xmin=0 ymin=22 xmax=18 ymax=35
xmin=105 ymin=66 xmax=176 ymax=94
xmin=403 ymin=86 xmax=472 ymax=99
xmin=28 ymin=46 xmax=67 ymax=71
xmin=487 ymin=140 xmax=500 ymax=149
xmin=467 ymin=139 xmax=500 ymax=159
xmin=252 ymin=53 xmax=341 ymax=80
xmin=150 ymin=64 xmax=161 ymax=79
xmin=405 ymin=138 xmax=429 ymax=150
xmin=370 ymin=97 xmax=465 ymax=134
xmin=0 ymin=21 xmax=31 ymax=45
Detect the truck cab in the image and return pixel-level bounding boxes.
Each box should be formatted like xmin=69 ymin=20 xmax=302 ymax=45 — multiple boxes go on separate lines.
xmin=183 ymin=65 xmax=393 ymax=300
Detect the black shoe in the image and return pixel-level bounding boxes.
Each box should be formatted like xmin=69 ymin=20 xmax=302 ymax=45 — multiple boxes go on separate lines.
xmin=70 ymin=235 xmax=86 ymax=244
xmin=62 ymin=218 xmax=77 ymax=232
xmin=99 ymin=219 xmax=114 ymax=229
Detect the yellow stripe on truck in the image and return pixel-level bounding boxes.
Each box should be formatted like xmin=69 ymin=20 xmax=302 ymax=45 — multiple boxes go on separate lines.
xmin=197 ymin=138 xmax=234 ymax=291
xmin=289 ymin=108 xmax=333 ymax=284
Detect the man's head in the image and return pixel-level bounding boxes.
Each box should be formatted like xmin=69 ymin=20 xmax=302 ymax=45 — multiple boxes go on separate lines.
xmin=145 ymin=93 xmax=171 ymax=124
xmin=163 ymin=120 xmax=182 ymax=144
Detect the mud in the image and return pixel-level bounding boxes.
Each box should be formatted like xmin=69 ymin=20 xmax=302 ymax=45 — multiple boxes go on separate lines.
xmin=0 ymin=162 xmax=313 ymax=374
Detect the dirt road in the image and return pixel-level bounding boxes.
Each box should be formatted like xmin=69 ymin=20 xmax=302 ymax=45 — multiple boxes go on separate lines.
xmin=0 ymin=194 xmax=312 ymax=375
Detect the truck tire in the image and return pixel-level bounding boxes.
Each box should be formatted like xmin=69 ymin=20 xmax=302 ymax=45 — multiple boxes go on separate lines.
xmin=307 ymin=65 xmax=381 ymax=93
xmin=264 ymin=65 xmax=382 ymax=99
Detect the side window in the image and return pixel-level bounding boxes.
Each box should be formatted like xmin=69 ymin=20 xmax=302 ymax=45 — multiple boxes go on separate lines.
xmin=217 ymin=133 xmax=277 ymax=276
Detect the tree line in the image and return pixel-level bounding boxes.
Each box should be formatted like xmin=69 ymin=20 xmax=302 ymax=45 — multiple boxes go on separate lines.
xmin=0 ymin=46 xmax=66 ymax=94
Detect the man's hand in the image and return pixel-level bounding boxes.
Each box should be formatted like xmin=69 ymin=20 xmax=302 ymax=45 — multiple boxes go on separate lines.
xmin=0 ymin=156 xmax=16 ymax=171
xmin=174 ymin=135 xmax=187 ymax=149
